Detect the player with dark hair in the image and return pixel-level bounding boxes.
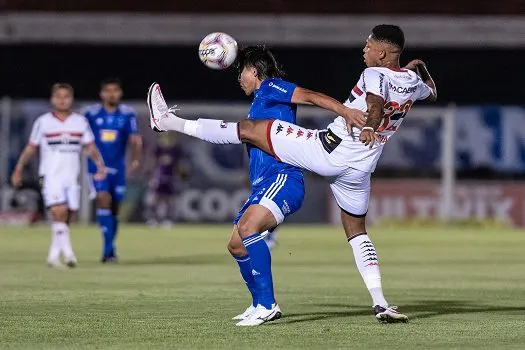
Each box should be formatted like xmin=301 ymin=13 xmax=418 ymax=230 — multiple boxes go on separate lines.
xmin=12 ymin=83 xmax=106 ymax=268
xmin=149 ymin=45 xmax=366 ymax=326
xmin=149 ymin=25 xmax=437 ymax=323
xmin=85 ymin=78 xmax=143 ymax=263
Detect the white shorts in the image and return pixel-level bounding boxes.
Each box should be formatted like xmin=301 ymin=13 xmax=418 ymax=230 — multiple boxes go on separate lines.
xmin=41 ymin=180 xmax=81 ymax=210
xmin=267 ymin=120 xmax=371 ymax=216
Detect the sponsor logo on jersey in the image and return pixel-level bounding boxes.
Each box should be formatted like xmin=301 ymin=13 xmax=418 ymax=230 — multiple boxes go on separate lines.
xmin=268 ymin=81 xmax=288 ymax=93
xmin=100 ymin=129 xmax=118 ymax=142
xmin=220 ymin=121 xmax=227 ymax=128
xmin=388 ymin=82 xmax=417 ymax=94
xmin=276 ymin=123 xmax=283 ymax=134
xmin=379 ymin=73 xmax=385 ymax=95
xmin=296 ymin=129 xmax=304 ymax=138
xmin=286 ymin=126 xmax=294 ymax=136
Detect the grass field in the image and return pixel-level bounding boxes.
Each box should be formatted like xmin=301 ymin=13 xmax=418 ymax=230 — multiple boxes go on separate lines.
xmin=1 ymin=224 xmax=525 ymax=349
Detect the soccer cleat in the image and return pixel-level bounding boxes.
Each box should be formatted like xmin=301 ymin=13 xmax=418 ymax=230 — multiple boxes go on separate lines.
xmin=374 ymin=305 xmax=409 ymax=323
xmin=47 ymin=259 xmax=66 ymax=269
xmin=236 ymin=304 xmax=281 ymax=326
xmin=65 ymin=256 xmax=78 ymax=268
xmin=147 ymin=83 xmax=168 ymax=132
xmin=101 ymin=256 xmax=119 ymax=264
xmin=232 ymin=304 xmax=257 ymax=320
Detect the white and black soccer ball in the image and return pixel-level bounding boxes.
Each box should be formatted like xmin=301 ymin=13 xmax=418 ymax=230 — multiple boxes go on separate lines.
xmin=198 ymin=32 xmax=238 ymax=70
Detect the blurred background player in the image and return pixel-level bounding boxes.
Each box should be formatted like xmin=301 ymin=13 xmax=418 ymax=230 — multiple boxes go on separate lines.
xmin=11 ymin=83 xmax=106 ymax=268
xmin=144 ymin=133 xmax=190 ymax=227
xmin=85 ymin=78 xmax=143 ymax=263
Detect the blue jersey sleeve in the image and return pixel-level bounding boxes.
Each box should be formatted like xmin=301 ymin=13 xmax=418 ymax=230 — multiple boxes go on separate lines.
xmin=261 ymin=79 xmax=297 ymax=103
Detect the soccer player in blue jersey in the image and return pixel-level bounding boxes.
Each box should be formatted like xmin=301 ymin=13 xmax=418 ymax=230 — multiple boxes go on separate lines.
xmin=148 ymin=46 xmax=366 ymax=326
xmin=85 ymin=78 xmax=143 ymax=263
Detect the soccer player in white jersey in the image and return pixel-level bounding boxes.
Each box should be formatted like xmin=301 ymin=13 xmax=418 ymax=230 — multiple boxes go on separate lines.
xmin=11 ymin=83 xmax=106 ymax=268
xmin=148 ymin=24 xmax=437 ymax=323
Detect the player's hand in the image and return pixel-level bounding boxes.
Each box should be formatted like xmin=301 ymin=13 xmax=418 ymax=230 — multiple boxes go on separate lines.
xmin=10 ymin=169 xmax=23 ymax=188
xmin=129 ymin=160 xmax=141 ymax=175
xmin=404 ymin=59 xmax=426 ymax=72
xmin=359 ymin=129 xmax=381 ymax=148
xmin=341 ymin=107 xmax=367 ymax=131
xmin=94 ymin=167 xmax=107 ymax=181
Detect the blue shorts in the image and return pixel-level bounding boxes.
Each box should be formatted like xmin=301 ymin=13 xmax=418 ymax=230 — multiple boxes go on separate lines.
xmin=91 ymin=170 xmax=126 ymax=203
xmin=234 ymin=173 xmax=305 ymax=226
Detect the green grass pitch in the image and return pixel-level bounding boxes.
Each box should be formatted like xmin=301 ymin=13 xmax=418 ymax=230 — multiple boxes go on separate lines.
xmin=1 ymin=224 xmax=525 ymax=349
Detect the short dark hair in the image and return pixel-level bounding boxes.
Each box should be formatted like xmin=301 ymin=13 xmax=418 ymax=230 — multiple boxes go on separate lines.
xmin=371 ymin=24 xmax=405 ymax=51
xmin=51 ymin=83 xmax=74 ymax=96
xmin=100 ymin=77 xmax=122 ymax=89
xmin=235 ymin=45 xmax=285 ymax=80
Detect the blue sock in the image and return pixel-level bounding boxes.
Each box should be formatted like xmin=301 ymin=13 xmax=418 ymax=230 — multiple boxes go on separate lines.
xmin=242 ymin=233 xmax=275 ymax=309
xmin=97 ymin=208 xmax=114 ymax=257
xmin=111 ymin=215 xmax=119 ymax=256
xmin=233 ymin=255 xmax=258 ymax=307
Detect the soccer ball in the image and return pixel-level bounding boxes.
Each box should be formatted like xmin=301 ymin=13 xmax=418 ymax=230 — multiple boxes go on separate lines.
xmin=198 ymin=32 xmax=238 ymax=70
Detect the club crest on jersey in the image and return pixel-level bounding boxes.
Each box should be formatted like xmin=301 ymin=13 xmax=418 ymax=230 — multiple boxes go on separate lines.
xmin=276 ymin=123 xmax=283 ymax=134
xmin=286 ymin=126 xmax=294 ymax=136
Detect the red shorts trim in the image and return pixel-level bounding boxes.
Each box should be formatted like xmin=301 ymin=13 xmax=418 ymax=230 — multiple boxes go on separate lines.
xmin=266 ymin=120 xmax=281 ymax=161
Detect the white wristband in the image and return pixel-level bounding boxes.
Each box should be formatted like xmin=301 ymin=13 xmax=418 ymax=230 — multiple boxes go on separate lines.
xmin=362 ymin=127 xmax=375 ymax=132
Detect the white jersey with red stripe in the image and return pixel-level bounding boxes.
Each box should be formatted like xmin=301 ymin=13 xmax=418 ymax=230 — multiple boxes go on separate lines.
xmin=30 ymin=112 xmax=94 ymax=185
xmin=326 ymin=67 xmax=432 ymax=173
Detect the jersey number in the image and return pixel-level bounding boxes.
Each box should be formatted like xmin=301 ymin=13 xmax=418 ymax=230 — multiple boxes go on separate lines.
xmin=377 ymin=100 xmax=414 ymax=132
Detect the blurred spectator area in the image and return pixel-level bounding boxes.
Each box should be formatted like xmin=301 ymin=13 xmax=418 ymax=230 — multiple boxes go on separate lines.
xmin=1 ymin=0 xmax=525 ymax=14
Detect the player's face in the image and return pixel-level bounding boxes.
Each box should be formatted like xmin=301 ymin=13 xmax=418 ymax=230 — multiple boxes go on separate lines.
xmin=51 ymin=88 xmax=74 ymax=112
xmin=238 ymin=66 xmax=258 ymax=95
xmin=100 ymin=83 xmax=123 ymax=106
xmin=363 ymin=36 xmax=383 ymax=67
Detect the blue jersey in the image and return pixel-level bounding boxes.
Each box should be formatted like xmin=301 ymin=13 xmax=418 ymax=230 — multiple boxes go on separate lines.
xmin=247 ymin=78 xmax=303 ymax=186
xmin=85 ymin=104 xmax=138 ymax=173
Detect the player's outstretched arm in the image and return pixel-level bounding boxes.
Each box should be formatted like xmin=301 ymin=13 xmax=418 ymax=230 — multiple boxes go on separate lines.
xmin=84 ymin=143 xmax=107 ymax=180
xmin=11 ymin=144 xmax=38 ymax=188
xmin=291 ymin=87 xmax=367 ymax=129
xmin=405 ymin=59 xmax=437 ymax=102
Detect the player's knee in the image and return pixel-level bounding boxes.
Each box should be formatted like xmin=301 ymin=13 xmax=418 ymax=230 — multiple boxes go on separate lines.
xmin=49 ymin=205 xmax=69 ymax=222
xmin=238 ymin=120 xmax=257 ymax=142
xmin=227 ymin=239 xmax=246 ymax=256
xmin=237 ymin=220 xmax=262 ymax=238
xmin=96 ymin=192 xmax=112 ymax=209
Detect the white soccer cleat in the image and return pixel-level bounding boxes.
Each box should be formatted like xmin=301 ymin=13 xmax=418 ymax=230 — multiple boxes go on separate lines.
xmin=374 ymin=305 xmax=409 ymax=323
xmin=232 ymin=304 xmax=257 ymax=320
xmin=65 ymin=255 xmax=78 ymax=268
xmin=47 ymin=259 xmax=66 ymax=269
xmin=147 ymin=83 xmax=168 ymax=132
xmin=235 ymin=304 xmax=281 ymax=326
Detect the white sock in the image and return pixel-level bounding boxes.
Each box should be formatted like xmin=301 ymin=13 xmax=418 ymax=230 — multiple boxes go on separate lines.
xmin=47 ymin=226 xmax=61 ymax=262
xmin=159 ymin=112 xmax=186 ymax=132
xmin=348 ymin=233 xmax=388 ymax=307
xmin=163 ymin=116 xmax=241 ymax=145
xmin=52 ymin=222 xmax=75 ymax=260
